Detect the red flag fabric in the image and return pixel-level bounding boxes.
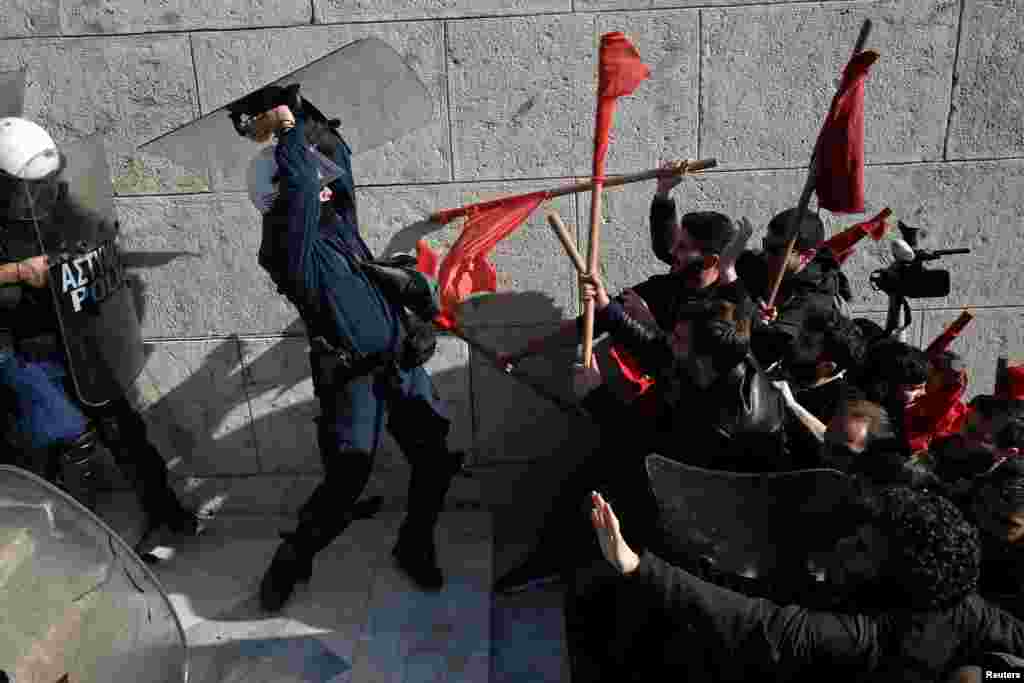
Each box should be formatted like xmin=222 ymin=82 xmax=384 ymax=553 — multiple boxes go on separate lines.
xmin=819 ymin=208 xmax=890 ymax=264
xmin=814 ymin=50 xmax=878 ymax=214
xmin=905 ymin=383 xmax=969 ymax=454
xmin=431 ymin=192 xmax=546 ymax=329
xmin=593 ymin=32 xmax=650 ymax=180
xmin=609 ymin=344 xmax=655 ymax=395
xmin=925 ymin=310 xmax=974 ymax=357
xmin=416 ymin=239 xmax=441 ymax=279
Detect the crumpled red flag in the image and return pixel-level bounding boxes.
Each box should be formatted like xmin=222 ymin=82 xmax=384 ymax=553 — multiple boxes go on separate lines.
xmin=609 ymin=344 xmax=655 ymax=395
xmin=593 ymin=32 xmax=650 ymax=184
xmin=905 ymin=383 xmax=968 ymax=454
xmin=925 ymin=310 xmax=974 ymax=357
xmin=814 ymin=50 xmax=878 ymax=214
xmin=819 ymin=208 xmax=890 ymax=264
xmin=417 ymin=192 xmax=547 ymax=330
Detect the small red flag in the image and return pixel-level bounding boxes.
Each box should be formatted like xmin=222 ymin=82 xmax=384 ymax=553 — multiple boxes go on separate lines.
xmin=609 ymin=344 xmax=655 ymax=395
xmin=593 ymin=32 xmax=650 ymax=181
xmin=814 ymin=50 xmax=878 ymax=214
xmin=428 ymin=192 xmax=547 ymax=329
xmin=819 ymin=208 xmax=890 ymax=264
xmin=925 ymin=310 xmax=974 ymax=357
xmin=905 ymin=384 xmax=969 ymax=454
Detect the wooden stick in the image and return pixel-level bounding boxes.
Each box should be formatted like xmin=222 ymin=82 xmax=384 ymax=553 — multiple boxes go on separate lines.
xmin=546 ymin=212 xmax=587 ymax=274
xmin=766 ymin=18 xmax=873 ymax=309
xmin=581 ymin=185 xmax=603 ymax=368
xmin=429 ymin=158 xmax=717 ymax=223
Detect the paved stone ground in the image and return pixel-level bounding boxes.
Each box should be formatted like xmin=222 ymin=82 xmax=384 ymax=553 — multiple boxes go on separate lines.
xmin=96 ymin=492 xmax=569 ymax=683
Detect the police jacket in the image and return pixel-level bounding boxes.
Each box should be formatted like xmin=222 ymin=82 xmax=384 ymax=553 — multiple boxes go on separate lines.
xmin=624 ymin=549 xmax=1024 ymax=681
xmin=258 ymin=115 xmax=401 ymax=358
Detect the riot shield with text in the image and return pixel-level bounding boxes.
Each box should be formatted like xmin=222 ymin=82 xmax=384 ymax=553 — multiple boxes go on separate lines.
xmin=19 ymin=135 xmax=145 ymax=407
xmin=0 ymin=465 xmax=188 ymax=682
xmin=138 ymin=37 xmax=434 ymax=191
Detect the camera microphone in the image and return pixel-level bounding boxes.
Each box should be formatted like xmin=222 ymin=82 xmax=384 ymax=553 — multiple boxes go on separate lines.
xmin=891 ymin=239 xmax=915 ymax=263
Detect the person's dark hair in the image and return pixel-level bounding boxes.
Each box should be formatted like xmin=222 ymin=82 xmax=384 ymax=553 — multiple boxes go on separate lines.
xmin=856 ymin=486 xmax=980 ymax=609
xmin=766 ymin=207 xmax=825 ymax=250
xmin=976 ymin=457 xmax=1024 ymax=512
xmin=994 ymin=413 xmax=1024 ymax=451
xmin=680 ymin=211 xmax=736 ymax=255
xmin=797 ymin=310 xmax=868 ymax=373
xmin=852 ymin=318 xmax=887 ymax=347
xmin=855 ymin=340 xmax=930 ymax=404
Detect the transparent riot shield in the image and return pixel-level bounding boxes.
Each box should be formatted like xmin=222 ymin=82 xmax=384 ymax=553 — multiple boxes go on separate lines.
xmin=18 ymin=136 xmax=145 ymax=407
xmin=0 ymin=465 xmax=188 ymax=682
xmin=645 ymin=454 xmax=859 ymax=579
xmin=138 ymin=37 xmax=434 ymax=191
xmin=0 ymin=68 xmax=26 ymax=118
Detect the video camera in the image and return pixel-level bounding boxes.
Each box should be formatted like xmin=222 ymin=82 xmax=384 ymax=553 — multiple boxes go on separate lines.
xmin=869 ymin=221 xmax=970 ymax=299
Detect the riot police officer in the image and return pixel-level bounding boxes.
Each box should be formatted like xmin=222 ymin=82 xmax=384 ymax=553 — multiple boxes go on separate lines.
xmin=244 ymin=94 xmax=463 ymax=612
xmin=0 ymin=117 xmax=200 ymax=554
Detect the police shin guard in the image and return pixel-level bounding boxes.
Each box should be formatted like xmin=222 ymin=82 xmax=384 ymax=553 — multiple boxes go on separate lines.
xmin=54 ymin=430 xmax=101 ymax=512
xmin=394 ymin=449 xmax=464 ymax=592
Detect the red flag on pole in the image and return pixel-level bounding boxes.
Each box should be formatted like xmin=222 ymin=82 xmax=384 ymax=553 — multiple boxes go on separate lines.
xmin=814 ymin=50 xmax=878 ymax=214
xmin=820 ymin=208 xmax=890 ymax=264
xmin=419 ymin=192 xmax=547 ymax=330
xmin=925 ymin=310 xmax=974 ymax=357
xmin=594 ymin=32 xmax=651 ymax=180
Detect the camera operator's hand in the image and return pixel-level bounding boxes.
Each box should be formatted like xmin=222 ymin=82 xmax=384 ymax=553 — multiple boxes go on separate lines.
xmin=19 ymin=255 xmax=50 ymax=288
xmin=250 ymin=104 xmax=296 ymax=143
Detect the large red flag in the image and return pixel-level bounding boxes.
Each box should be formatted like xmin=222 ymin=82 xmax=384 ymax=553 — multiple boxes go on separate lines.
xmin=814 ymin=50 xmax=878 ymax=214
xmin=418 ymin=192 xmax=547 ymax=330
xmin=593 ymin=32 xmax=650 ymax=183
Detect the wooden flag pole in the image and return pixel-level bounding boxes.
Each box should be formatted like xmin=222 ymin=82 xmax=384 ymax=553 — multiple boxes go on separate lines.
xmin=547 ymin=212 xmax=587 ymax=274
xmin=765 ymin=18 xmax=873 ymax=309
xmin=429 ymin=159 xmax=717 ymax=224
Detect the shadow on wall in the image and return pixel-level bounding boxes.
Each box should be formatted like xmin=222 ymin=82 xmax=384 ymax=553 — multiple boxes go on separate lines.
xmin=111 ymin=235 xmax=598 ymax=524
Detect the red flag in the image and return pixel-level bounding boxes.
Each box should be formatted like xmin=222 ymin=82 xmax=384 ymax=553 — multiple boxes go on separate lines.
xmin=814 ymin=50 xmax=878 ymax=214
xmin=819 ymin=208 xmax=890 ymax=264
xmin=431 ymin=190 xmax=555 ymax=225
xmin=925 ymin=310 xmax=974 ymax=357
xmin=416 ymin=239 xmax=440 ymax=278
xmin=609 ymin=344 xmax=655 ymax=395
xmin=905 ymin=384 xmax=968 ymax=454
xmin=431 ymin=192 xmax=547 ymax=329
xmin=594 ymin=32 xmax=650 ymax=181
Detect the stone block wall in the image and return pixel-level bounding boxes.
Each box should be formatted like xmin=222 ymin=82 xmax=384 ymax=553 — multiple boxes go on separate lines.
xmin=4 ymin=0 xmax=1021 ymax=519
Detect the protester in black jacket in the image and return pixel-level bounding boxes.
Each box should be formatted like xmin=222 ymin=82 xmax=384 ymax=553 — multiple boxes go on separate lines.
xmin=589 ymin=486 xmax=1024 ymax=682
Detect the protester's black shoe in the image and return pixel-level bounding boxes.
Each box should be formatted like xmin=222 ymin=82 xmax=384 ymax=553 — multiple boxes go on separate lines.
xmin=259 ymin=536 xmax=314 ymax=612
xmin=393 ymin=533 xmax=443 ymax=592
xmin=493 ymin=553 xmax=564 ymax=594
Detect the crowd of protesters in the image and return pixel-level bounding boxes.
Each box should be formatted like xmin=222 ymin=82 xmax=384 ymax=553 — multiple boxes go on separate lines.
xmin=494 ymin=166 xmax=1024 ymax=681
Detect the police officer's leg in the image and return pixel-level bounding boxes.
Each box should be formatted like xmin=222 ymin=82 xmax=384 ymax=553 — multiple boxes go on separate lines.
xmin=88 ymin=395 xmax=197 ymax=536
xmin=386 ymin=366 xmax=463 ymax=591
xmin=259 ymin=372 xmax=386 ymax=612
xmin=0 ymin=353 xmax=99 ymax=508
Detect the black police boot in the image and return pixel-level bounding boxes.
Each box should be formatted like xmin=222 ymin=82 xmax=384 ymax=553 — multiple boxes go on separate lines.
xmin=259 ymin=532 xmax=315 ymax=613
xmin=393 ymin=522 xmax=443 ymax=592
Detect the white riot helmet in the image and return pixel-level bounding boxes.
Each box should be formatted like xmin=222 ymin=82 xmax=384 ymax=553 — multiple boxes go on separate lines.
xmin=0 ymin=117 xmax=65 ymax=221
xmin=246 ymin=142 xmax=344 ymax=215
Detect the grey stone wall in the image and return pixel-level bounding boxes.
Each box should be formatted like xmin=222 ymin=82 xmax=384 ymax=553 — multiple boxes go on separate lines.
xmin=5 ymin=0 xmax=1021 ymax=520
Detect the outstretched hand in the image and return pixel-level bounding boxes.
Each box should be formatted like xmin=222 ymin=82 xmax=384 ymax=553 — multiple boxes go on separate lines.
xmin=655 ymin=160 xmax=686 ymax=196
xmin=590 ymin=491 xmax=640 ymax=575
